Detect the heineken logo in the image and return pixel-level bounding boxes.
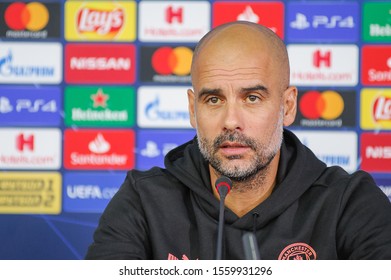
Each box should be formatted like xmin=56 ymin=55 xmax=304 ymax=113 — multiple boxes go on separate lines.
xmin=363 ymin=2 xmax=391 ymax=42
xmin=65 ymin=86 xmax=135 ymax=127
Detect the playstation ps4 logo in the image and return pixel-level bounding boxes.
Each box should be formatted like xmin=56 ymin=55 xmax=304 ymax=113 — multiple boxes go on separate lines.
xmin=0 ymin=97 xmax=57 ymax=113
xmin=290 ymin=13 xmax=354 ymax=30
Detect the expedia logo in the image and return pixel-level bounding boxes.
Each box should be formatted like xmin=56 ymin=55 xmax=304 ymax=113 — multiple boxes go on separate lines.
xmin=140 ymin=46 xmax=193 ymax=83
xmin=294 ymin=90 xmax=355 ymax=128
xmin=0 ymin=2 xmax=60 ymax=39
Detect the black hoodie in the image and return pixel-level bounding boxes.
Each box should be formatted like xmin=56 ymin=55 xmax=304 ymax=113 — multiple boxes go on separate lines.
xmin=86 ymin=129 xmax=391 ymax=260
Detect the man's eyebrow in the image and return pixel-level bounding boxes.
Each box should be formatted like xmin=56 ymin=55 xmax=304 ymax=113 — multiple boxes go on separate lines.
xmin=197 ymin=88 xmax=222 ymax=100
xmin=240 ymin=84 xmax=269 ymax=94
xmin=197 ymin=84 xmax=269 ymax=100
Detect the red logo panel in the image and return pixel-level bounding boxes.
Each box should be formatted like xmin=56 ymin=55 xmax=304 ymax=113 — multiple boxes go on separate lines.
xmin=362 ymin=45 xmax=391 ymax=86
xmin=64 ymin=129 xmax=135 ymax=170
xmin=361 ymin=133 xmax=391 ymax=172
xmin=212 ymin=2 xmax=284 ymax=38
xmin=65 ymin=44 xmax=135 ymax=84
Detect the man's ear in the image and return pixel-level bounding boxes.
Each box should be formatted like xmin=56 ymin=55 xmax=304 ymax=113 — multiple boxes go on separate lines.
xmin=282 ymin=86 xmax=298 ymax=127
xmin=187 ymin=88 xmax=196 ymax=128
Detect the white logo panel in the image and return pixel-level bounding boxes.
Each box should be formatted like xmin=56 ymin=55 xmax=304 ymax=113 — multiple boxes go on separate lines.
xmin=138 ymin=1 xmax=210 ymax=42
xmin=292 ymin=130 xmax=357 ymax=173
xmin=0 ymin=128 xmax=62 ymax=169
xmin=0 ymin=43 xmax=62 ymax=84
xmin=137 ymin=86 xmax=192 ymax=128
xmin=288 ymin=45 xmax=358 ymax=86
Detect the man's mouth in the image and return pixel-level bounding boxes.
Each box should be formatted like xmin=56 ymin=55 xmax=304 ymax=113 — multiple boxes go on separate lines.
xmin=219 ymin=141 xmax=250 ymax=156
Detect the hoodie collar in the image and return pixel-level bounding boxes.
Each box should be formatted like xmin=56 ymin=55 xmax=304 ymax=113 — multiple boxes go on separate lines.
xmin=165 ymin=129 xmax=327 ymax=230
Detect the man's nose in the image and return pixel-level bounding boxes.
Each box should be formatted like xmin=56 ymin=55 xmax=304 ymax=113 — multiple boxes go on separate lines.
xmin=222 ymin=102 xmax=243 ymax=132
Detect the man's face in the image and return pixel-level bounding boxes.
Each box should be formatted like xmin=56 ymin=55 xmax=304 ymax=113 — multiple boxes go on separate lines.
xmin=189 ymin=72 xmax=285 ymax=182
xmin=189 ymin=65 xmax=290 ymax=181
xmin=188 ymin=31 xmax=296 ymax=182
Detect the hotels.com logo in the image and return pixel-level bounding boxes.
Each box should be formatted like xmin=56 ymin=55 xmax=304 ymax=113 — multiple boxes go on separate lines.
xmin=0 ymin=128 xmax=61 ymax=170
xmin=77 ymin=7 xmax=124 ymax=35
xmin=165 ymin=6 xmax=183 ymax=24
xmin=64 ymin=129 xmax=135 ymax=170
xmin=373 ymin=96 xmax=391 ymax=122
xmin=361 ymin=133 xmax=391 ymax=172
xmin=138 ymin=1 xmax=209 ymax=42
xmin=288 ymin=45 xmax=358 ymax=86
xmin=16 ymin=134 xmax=34 ymax=152
xmin=313 ymin=50 xmax=331 ymax=68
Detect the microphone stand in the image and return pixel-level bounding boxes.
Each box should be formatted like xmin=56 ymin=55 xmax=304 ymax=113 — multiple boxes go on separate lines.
xmin=215 ymin=176 xmax=232 ymax=260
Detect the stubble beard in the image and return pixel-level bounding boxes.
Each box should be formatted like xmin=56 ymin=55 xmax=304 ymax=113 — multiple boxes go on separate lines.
xmin=197 ymin=110 xmax=284 ymax=190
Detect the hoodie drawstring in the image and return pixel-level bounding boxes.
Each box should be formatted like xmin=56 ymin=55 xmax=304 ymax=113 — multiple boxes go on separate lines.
xmin=252 ymin=212 xmax=259 ymax=234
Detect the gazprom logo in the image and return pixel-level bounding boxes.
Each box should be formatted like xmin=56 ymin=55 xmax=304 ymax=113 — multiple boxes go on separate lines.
xmin=137 ymin=86 xmax=192 ymax=128
xmin=145 ymin=96 xmax=188 ymax=121
xmin=0 ymin=50 xmax=54 ymax=77
xmin=0 ymin=43 xmax=62 ymax=84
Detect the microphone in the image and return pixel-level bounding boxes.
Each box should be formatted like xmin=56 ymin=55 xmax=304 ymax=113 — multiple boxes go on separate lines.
xmin=215 ymin=176 xmax=232 ymax=260
xmin=242 ymin=232 xmax=261 ymax=260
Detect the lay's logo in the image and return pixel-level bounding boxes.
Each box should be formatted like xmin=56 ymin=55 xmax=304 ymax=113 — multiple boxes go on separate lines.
xmin=76 ymin=7 xmax=124 ymax=35
xmin=65 ymin=1 xmax=136 ymax=41
xmin=373 ymin=96 xmax=391 ymax=122
xmin=361 ymin=88 xmax=391 ymax=130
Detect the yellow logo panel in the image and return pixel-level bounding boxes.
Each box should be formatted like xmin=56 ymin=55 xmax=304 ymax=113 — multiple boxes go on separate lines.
xmin=0 ymin=172 xmax=62 ymax=214
xmin=65 ymin=1 xmax=136 ymax=41
xmin=361 ymin=88 xmax=391 ymax=130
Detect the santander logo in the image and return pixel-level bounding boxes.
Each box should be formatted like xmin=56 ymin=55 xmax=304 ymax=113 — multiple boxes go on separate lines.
xmin=373 ymin=96 xmax=391 ymax=122
xmin=88 ymin=133 xmax=110 ymax=154
xmin=76 ymin=7 xmax=124 ymax=35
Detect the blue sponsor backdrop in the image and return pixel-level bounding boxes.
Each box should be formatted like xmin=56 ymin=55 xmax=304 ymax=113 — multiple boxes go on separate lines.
xmin=63 ymin=172 xmax=126 ymax=213
xmin=0 ymin=86 xmax=62 ymax=126
xmin=0 ymin=0 xmax=390 ymax=260
xmin=137 ymin=129 xmax=195 ymax=169
xmin=286 ymin=2 xmax=360 ymax=42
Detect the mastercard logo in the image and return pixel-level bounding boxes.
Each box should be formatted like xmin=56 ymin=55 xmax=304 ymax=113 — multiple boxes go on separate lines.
xmin=299 ymin=90 xmax=344 ymax=120
xmin=151 ymin=47 xmax=193 ymax=76
xmin=4 ymin=2 xmax=49 ymax=31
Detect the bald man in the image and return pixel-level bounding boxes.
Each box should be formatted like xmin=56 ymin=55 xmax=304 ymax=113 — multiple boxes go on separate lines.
xmin=86 ymin=22 xmax=391 ymax=260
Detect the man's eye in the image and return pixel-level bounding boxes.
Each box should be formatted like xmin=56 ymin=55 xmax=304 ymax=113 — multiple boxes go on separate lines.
xmin=207 ymin=96 xmax=220 ymax=104
xmin=247 ymin=95 xmax=260 ymax=102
